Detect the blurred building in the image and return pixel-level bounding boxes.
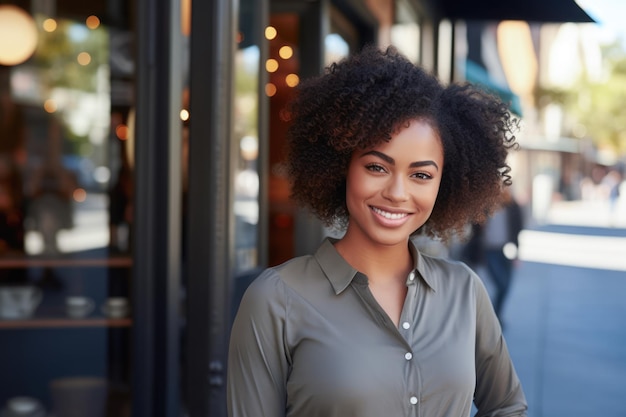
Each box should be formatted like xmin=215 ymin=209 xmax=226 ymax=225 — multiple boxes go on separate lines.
xmin=0 ymin=0 xmax=593 ymax=416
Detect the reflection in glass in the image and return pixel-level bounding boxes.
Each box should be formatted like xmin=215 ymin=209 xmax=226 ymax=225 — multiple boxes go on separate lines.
xmin=0 ymin=6 xmax=134 ymax=414
xmin=391 ymin=0 xmax=420 ymax=63
xmin=235 ymin=4 xmax=261 ymax=273
xmin=3 ymin=17 xmax=115 ymax=256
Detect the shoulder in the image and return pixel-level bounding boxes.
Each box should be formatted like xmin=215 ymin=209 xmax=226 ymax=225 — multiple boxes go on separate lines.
xmin=419 ymin=252 xmax=487 ymax=298
xmin=272 ymin=254 xmax=322 ymax=283
xmin=239 ymin=254 xmax=321 ymax=306
xmin=420 ymin=253 xmax=477 ymax=283
xmin=420 ymin=254 xmax=497 ymax=328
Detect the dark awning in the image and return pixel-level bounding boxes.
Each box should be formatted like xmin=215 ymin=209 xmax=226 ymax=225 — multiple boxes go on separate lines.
xmin=431 ymin=0 xmax=595 ymax=23
xmin=465 ymin=60 xmax=523 ymax=116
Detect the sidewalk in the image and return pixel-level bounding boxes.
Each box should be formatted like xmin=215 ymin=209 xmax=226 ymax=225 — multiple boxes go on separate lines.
xmin=541 ymin=198 xmax=626 ymax=229
xmin=499 ymin=220 xmax=626 ymax=417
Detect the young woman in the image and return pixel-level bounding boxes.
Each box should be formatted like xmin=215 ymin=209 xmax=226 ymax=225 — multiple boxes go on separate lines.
xmin=228 ymin=45 xmax=527 ymax=417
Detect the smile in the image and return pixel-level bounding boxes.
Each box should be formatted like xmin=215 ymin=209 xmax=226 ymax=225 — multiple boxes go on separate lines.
xmin=371 ymin=206 xmax=409 ymax=220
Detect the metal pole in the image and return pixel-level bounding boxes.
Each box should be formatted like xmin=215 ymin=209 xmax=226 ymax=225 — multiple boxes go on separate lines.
xmin=133 ymin=0 xmax=183 ymax=415
xmin=185 ymin=0 xmax=236 ymax=415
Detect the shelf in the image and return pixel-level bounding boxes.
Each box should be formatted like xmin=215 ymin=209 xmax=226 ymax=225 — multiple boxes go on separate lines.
xmin=0 ymin=256 xmax=132 ymax=269
xmin=0 ymin=317 xmax=132 ymax=329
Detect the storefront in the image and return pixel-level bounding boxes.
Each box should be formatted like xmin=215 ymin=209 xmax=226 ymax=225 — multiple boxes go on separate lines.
xmin=0 ymin=0 xmax=426 ymax=415
xmin=0 ymin=0 xmax=592 ymax=416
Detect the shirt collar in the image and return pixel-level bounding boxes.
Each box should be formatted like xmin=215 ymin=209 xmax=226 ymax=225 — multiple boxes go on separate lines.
xmin=314 ymin=237 xmax=437 ymax=295
xmin=410 ymin=239 xmax=438 ymax=292
xmin=314 ymin=238 xmax=357 ymax=294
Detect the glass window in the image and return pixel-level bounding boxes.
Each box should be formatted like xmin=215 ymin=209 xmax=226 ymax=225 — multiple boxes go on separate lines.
xmin=0 ymin=3 xmax=134 ymax=416
xmin=391 ymin=0 xmax=421 ymax=63
xmin=326 ymin=5 xmax=356 ymax=66
xmin=234 ymin=0 xmax=262 ymax=273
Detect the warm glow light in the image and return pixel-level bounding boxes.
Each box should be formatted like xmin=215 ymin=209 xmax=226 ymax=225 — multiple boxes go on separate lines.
xmin=180 ymin=109 xmax=190 ymax=122
xmin=73 ymin=188 xmax=87 ymax=203
xmin=86 ymin=15 xmax=100 ymax=29
xmin=43 ymin=99 xmax=57 ymax=113
xmin=497 ymin=21 xmax=538 ymax=98
xmin=77 ymin=52 xmax=91 ymax=65
xmin=0 ymin=5 xmax=38 ymax=66
xmin=279 ymin=46 xmax=293 ymax=59
xmin=126 ymin=108 xmax=135 ymax=169
xmin=181 ymin=0 xmax=190 ymax=36
xmin=43 ymin=18 xmax=57 ymax=32
xmin=237 ymin=32 xmax=244 ymax=43
xmin=265 ymin=83 xmax=277 ymax=97
xmin=266 ymin=59 xmax=279 ymax=73
xmin=265 ymin=26 xmax=277 ymax=40
xmin=115 ymin=124 xmax=128 ymax=140
xmin=285 ymin=73 xmax=299 ymax=87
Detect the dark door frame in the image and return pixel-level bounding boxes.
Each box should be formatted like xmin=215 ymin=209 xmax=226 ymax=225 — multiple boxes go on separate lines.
xmin=133 ymin=0 xmax=185 ymax=416
xmin=184 ymin=0 xmax=238 ymax=415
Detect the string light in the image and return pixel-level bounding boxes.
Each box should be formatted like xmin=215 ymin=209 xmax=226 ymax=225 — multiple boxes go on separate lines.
xmin=77 ymin=52 xmax=91 ymax=65
xmin=265 ymin=26 xmax=277 ymax=40
xmin=43 ymin=99 xmax=57 ymax=113
xmin=279 ymin=46 xmax=293 ymax=59
xmin=266 ymin=58 xmax=279 ymax=73
xmin=42 ymin=18 xmax=57 ymax=32
xmin=265 ymin=83 xmax=277 ymax=97
xmin=86 ymin=15 xmax=100 ymax=29
xmin=285 ymin=74 xmax=299 ymax=87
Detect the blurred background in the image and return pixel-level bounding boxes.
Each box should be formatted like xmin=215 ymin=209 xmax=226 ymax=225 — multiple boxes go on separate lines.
xmin=0 ymin=0 xmax=624 ymax=416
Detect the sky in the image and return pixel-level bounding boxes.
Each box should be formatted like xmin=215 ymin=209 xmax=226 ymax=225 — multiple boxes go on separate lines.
xmin=576 ymin=0 xmax=626 ymax=45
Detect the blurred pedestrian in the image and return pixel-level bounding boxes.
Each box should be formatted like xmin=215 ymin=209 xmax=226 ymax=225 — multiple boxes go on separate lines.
xmin=463 ymin=188 xmax=524 ymax=321
xmin=27 ymin=116 xmax=77 ymax=255
xmin=602 ymin=169 xmax=622 ymax=225
xmin=227 ymin=46 xmax=527 ymax=417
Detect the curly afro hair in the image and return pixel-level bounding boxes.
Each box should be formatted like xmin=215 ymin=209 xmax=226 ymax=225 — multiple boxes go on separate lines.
xmin=285 ymin=45 xmax=519 ymax=242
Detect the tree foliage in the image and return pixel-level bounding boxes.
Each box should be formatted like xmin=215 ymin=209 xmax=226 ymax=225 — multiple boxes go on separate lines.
xmin=535 ymin=40 xmax=626 ymax=155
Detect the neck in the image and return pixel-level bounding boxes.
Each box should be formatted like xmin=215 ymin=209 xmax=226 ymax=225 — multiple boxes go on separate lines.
xmin=334 ymin=235 xmax=413 ymax=284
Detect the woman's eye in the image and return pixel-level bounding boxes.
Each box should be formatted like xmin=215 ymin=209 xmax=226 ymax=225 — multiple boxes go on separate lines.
xmin=412 ymin=172 xmax=432 ymax=180
xmin=365 ymin=164 xmax=386 ymax=173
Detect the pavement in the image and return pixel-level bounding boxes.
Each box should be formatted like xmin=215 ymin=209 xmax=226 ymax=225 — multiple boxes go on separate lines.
xmin=490 ymin=200 xmax=626 ymax=417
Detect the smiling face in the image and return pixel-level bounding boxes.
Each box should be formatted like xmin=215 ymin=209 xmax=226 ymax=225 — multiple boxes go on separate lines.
xmin=342 ymin=119 xmax=444 ymax=249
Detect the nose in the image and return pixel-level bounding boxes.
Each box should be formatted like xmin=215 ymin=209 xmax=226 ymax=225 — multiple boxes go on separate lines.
xmin=382 ymin=175 xmax=409 ymax=202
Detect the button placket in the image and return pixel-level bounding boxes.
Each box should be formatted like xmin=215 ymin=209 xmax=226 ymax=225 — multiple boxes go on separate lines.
xmin=402 ymin=269 xmax=419 ymax=415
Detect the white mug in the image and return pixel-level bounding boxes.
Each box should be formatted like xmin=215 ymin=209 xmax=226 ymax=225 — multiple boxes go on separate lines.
xmin=101 ymin=297 xmax=129 ymax=318
xmin=5 ymin=396 xmax=45 ymax=416
xmin=0 ymin=286 xmax=42 ymax=319
xmin=65 ymin=296 xmax=95 ymax=318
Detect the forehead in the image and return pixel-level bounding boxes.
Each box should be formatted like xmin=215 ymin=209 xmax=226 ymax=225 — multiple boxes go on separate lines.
xmin=371 ymin=120 xmax=442 ymax=155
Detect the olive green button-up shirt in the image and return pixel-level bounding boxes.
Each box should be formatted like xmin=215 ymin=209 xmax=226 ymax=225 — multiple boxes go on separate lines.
xmin=228 ymin=238 xmax=527 ymax=417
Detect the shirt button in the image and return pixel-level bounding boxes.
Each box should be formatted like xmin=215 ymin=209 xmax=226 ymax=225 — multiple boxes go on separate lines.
xmin=402 ymin=322 xmax=410 ymax=329
xmin=405 ymin=352 xmax=413 ymax=360
xmin=409 ymin=271 xmax=415 ymax=281
xmin=410 ymin=396 xmax=418 ymax=405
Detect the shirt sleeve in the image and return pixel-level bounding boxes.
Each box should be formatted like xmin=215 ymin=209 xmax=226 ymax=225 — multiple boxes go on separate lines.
xmin=473 ymin=274 xmax=528 ymax=417
xmin=227 ymin=269 xmax=290 ymax=417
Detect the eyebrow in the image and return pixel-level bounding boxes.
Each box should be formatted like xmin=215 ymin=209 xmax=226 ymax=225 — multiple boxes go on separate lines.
xmin=361 ymin=150 xmax=439 ymax=171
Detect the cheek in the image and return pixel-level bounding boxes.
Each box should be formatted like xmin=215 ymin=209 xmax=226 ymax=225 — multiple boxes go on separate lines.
xmin=345 ymin=181 xmax=370 ymax=215
xmin=345 ymin=170 xmax=372 ymax=200
xmin=418 ymin=181 xmax=442 ymax=208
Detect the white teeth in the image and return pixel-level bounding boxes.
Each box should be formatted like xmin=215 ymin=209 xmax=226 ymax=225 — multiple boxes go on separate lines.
xmin=372 ymin=207 xmax=408 ymax=220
